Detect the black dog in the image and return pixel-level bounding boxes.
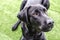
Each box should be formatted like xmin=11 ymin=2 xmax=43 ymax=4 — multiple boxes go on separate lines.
xmin=12 ymin=0 xmax=54 ymax=40
xmin=17 ymin=4 xmax=54 ymax=40
xmin=12 ymin=0 xmax=50 ymax=31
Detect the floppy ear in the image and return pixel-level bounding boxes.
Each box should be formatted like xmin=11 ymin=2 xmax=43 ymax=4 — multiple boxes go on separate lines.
xmin=41 ymin=0 xmax=50 ymax=10
xmin=17 ymin=6 xmax=31 ymax=23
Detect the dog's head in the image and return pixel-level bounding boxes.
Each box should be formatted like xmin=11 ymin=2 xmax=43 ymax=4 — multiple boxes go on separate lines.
xmin=17 ymin=4 xmax=54 ymax=32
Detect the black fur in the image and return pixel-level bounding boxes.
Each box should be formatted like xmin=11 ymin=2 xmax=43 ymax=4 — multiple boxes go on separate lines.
xmin=17 ymin=5 xmax=54 ymax=40
xmin=12 ymin=0 xmax=50 ymax=31
xmin=12 ymin=0 xmax=54 ymax=40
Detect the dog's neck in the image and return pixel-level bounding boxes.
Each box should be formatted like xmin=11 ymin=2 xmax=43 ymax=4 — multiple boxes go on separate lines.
xmin=26 ymin=23 xmax=42 ymax=36
xmin=21 ymin=22 xmax=42 ymax=39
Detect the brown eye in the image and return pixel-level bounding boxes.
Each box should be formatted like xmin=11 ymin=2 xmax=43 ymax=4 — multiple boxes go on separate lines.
xmin=33 ymin=10 xmax=40 ymax=16
xmin=33 ymin=13 xmax=39 ymax=16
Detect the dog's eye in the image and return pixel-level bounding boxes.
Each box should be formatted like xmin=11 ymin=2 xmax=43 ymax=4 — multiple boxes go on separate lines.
xmin=33 ymin=12 xmax=39 ymax=16
xmin=33 ymin=10 xmax=40 ymax=16
xmin=43 ymin=8 xmax=47 ymax=12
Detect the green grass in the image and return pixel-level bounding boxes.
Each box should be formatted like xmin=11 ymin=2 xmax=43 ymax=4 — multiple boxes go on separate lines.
xmin=0 ymin=0 xmax=60 ymax=40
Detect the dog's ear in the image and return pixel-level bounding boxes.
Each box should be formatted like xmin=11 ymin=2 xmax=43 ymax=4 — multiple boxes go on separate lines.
xmin=41 ymin=0 xmax=50 ymax=10
xmin=17 ymin=6 xmax=31 ymax=23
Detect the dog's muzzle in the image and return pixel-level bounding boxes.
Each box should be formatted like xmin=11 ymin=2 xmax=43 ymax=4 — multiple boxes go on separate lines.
xmin=41 ymin=19 xmax=54 ymax=32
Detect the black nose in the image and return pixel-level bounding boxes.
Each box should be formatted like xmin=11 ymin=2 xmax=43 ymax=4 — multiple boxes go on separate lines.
xmin=46 ymin=19 xmax=54 ymax=27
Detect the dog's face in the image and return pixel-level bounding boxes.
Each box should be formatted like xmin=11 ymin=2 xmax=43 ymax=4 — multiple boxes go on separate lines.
xmin=17 ymin=4 xmax=54 ymax=32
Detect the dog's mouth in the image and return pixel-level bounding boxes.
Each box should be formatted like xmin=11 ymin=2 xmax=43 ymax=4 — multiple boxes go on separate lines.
xmin=31 ymin=20 xmax=54 ymax=32
xmin=42 ymin=26 xmax=52 ymax=32
xmin=39 ymin=24 xmax=54 ymax=32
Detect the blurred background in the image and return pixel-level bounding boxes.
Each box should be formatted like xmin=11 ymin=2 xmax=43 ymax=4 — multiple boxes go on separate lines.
xmin=0 ymin=0 xmax=60 ymax=40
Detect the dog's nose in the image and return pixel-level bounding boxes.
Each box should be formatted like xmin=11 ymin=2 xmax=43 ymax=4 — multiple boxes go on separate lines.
xmin=46 ymin=19 xmax=54 ymax=27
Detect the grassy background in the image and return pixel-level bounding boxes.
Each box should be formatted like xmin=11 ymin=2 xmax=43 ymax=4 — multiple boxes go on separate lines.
xmin=0 ymin=0 xmax=60 ymax=40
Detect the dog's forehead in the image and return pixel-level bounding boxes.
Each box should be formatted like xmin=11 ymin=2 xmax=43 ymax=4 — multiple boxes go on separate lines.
xmin=31 ymin=4 xmax=46 ymax=10
xmin=28 ymin=4 xmax=47 ymax=14
xmin=28 ymin=4 xmax=47 ymax=13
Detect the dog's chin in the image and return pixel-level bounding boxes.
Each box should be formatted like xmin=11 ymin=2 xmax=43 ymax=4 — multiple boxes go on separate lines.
xmin=42 ymin=27 xmax=52 ymax=32
xmin=39 ymin=26 xmax=53 ymax=32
